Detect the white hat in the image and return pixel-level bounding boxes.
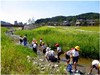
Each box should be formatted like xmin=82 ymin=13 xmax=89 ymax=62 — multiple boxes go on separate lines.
xmin=92 ymin=60 xmax=99 ymax=66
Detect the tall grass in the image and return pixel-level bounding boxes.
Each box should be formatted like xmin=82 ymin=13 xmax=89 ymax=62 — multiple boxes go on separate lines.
xmin=1 ymin=27 xmax=40 ymax=74
xmin=15 ymin=26 xmax=99 ymax=59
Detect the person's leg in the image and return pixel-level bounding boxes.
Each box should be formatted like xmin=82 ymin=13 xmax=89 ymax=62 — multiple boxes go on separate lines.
xmin=97 ymin=68 xmax=100 ymax=74
xmin=58 ymin=52 xmax=62 ymax=60
xmin=57 ymin=52 xmax=60 ymax=62
xmin=24 ymin=41 xmax=27 ymax=46
xmin=73 ymin=62 xmax=77 ymax=71
xmin=33 ymin=48 xmax=36 ymax=53
xmin=94 ymin=65 xmax=100 ymax=74
xmin=33 ymin=48 xmax=35 ymax=52
xmin=23 ymin=41 xmax=25 ymax=46
xmin=66 ymin=55 xmax=70 ymax=64
xmin=72 ymin=57 xmax=78 ymax=72
xmin=43 ymin=49 xmax=46 ymax=54
xmin=35 ymin=48 xmax=37 ymax=53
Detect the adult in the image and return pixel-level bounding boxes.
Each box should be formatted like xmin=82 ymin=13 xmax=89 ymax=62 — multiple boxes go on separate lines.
xmin=88 ymin=60 xmax=100 ymax=74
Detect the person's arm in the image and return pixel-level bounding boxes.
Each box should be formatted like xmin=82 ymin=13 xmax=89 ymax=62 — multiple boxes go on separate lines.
xmin=88 ymin=66 xmax=93 ymax=74
xmin=64 ymin=52 xmax=67 ymax=57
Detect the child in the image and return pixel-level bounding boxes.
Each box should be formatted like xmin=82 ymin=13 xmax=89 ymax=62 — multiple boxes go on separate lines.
xmin=19 ymin=35 xmax=23 ymax=44
xmin=23 ymin=35 xmax=27 ymax=46
xmin=88 ymin=60 xmax=100 ymax=74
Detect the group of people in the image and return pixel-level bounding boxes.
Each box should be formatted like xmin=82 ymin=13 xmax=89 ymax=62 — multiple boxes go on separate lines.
xmin=30 ymin=38 xmax=63 ymax=63
xmin=19 ymin=36 xmax=100 ymax=74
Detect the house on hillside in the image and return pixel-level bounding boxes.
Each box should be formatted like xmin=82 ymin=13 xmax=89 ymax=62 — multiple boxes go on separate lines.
xmin=86 ymin=19 xmax=95 ymax=26
xmin=75 ymin=18 xmax=86 ymax=26
xmin=75 ymin=20 xmax=81 ymax=26
xmin=48 ymin=22 xmax=54 ymax=26
xmin=53 ymin=22 xmax=59 ymax=26
xmin=62 ymin=21 xmax=70 ymax=26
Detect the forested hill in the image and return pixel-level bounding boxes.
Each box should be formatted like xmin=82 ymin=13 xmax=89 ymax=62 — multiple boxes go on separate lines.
xmin=35 ymin=12 xmax=99 ymax=26
xmin=76 ymin=12 xmax=99 ymax=19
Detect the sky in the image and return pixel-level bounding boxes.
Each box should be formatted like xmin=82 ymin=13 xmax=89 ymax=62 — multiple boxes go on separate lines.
xmin=0 ymin=0 xmax=99 ymax=24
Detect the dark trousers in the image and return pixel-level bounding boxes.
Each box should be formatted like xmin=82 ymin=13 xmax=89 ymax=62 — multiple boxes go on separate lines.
xmin=58 ymin=52 xmax=63 ymax=61
xmin=49 ymin=56 xmax=57 ymax=62
xmin=43 ymin=49 xmax=46 ymax=54
xmin=20 ymin=39 xmax=23 ymax=44
xmin=65 ymin=55 xmax=70 ymax=60
xmin=23 ymin=41 xmax=27 ymax=46
xmin=33 ymin=48 xmax=37 ymax=53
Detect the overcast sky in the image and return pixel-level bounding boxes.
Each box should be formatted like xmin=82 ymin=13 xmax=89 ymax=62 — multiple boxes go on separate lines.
xmin=0 ymin=0 xmax=99 ymax=24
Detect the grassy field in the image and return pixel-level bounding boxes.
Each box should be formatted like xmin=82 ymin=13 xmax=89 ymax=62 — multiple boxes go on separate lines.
xmin=77 ymin=26 xmax=99 ymax=31
xmin=1 ymin=26 xmax=99 ymax=74
xmin=15 ymin=26 xmax=99 ymax=59
xmin=1 ymin=27 xmax=39 ymax=74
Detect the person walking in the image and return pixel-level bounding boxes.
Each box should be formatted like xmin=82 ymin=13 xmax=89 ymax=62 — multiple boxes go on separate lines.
xmin=40 ymin=38 xmax=43 ymax=46
xmin=55 ymin=43 xmax=63 ymax=63
xmin=23 ymin=35 xmax=27 ymax=46
xmin=19 ymin=35 xmax=23 ymax=44
xmin=42 ymin=42 xmax=46 ymax=54
xmin=32 ymin=41 xmax=38 ymax=54
xmin=31 ymin=38 xmax=36 ymax=46
xmin=70 ymin=46 xmax=80 ymax=72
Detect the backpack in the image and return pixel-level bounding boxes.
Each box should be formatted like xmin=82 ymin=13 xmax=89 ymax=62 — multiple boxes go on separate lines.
xmin=66 ymin=64 xmax=72 ymax=72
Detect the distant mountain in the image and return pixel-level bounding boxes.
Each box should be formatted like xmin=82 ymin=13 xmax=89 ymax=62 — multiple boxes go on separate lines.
xmin=1 ymin=21 xmax=12 ymax=25
xmin=35 ymin=12 xmax=100 ymax=26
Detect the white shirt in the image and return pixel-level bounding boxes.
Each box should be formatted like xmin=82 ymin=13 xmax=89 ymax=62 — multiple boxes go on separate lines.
xmin=66 ymin=50 xmax=71 ymax=56
xmin=46 ymin=47 xmax=50 ymax=52
xmin=33 ymin=43 xmax=37 ymax=48
xmin=92 ymin=60 xmax=99 ymax=67
xmin=70 ymin=49 xmax=79 ymax=57
xmin=57 ymin=47 xmax=61 ymax=52
xmin=49 ymin=50 xmax=55 ymax=56
xmin=40 ymin=40 xmax=42 ymax=43
xmin=45 ymin=50 xmax=55 ymax=57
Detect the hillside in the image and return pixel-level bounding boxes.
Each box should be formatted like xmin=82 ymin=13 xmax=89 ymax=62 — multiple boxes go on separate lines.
xmin=35 ymin=12 xmax=99 ymax=26
xmin=1 ymin=27 xmax=38 ymax=74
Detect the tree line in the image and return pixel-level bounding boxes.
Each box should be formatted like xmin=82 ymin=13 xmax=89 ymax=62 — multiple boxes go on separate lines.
xmin=34 ymin=12 xmax=99 ymax=26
